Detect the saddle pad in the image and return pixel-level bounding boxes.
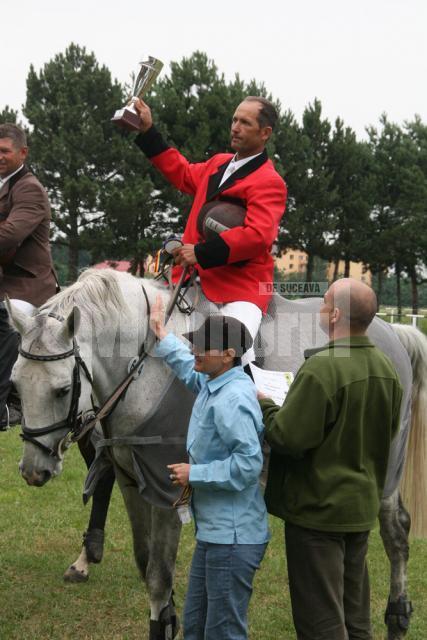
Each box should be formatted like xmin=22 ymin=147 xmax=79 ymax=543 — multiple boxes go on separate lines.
xmin=83 ymin=375 xmax=193 ymax=509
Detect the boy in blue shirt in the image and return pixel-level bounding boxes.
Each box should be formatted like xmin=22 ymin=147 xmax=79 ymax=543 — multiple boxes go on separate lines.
xmin=150 ymin=297 xmax=269 ymax=640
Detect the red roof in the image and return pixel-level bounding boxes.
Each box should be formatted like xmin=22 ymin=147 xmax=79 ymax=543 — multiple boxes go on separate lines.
xmin=93 ymin=260 xmax=132 ymax=272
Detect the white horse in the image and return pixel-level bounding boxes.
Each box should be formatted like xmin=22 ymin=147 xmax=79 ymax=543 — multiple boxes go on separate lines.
xmin=8 ymin=269 xmax=193 ymax=640
xmin=7 ymin=268 xmax=427 ymax=640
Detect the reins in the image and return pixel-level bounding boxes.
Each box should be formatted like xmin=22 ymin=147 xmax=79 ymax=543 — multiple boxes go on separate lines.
xmin=70 ymin=282 xmax=153 ymax=442
xmin=75 ymin=269 xmax=194 ymax=441
xmin=19 ymin=284 xmax=152 ymax=455
xmin=19 ymin=272 xmax=196 ymax=456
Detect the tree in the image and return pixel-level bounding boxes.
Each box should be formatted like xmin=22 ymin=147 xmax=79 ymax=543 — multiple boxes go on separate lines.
xmin=83 ymin=51 xmax=282 ymax=269
xmin=78 ymin=52 xmax=261 ymax=271
xmin=23 ymin=43 xmax=128 ymax=282
xmin=367 ymin=118 xmax=406 ymax=314
xmin=368 ymin=116 xmax=427 ymax=314
xmin=0 ymin=106 xmax=19 ymax=124
xmin=401 ymin=118 xmax=427 ymax=313
xmin=81 ymin=173 xmax=160 ymax=276
xmin=277 ymin=99 xmax=337 ymax=282
xmin=146 ymin=51 xmax=283 ymax=235
xmin=327 ymin=119 xmax=375 ymax=278
xmin=0 ymin=107 xmax=30 ymax=144
xmin=140 ymin=51 xmax=231 ymax=236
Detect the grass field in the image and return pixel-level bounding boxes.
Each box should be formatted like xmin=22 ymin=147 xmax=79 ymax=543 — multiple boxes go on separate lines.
xmin=0 ymin=429 xmax=426 ymax=640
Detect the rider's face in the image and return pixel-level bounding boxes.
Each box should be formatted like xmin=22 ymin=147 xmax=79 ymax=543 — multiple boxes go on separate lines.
xmin=230 ymin=101 xmax=271 ymax=160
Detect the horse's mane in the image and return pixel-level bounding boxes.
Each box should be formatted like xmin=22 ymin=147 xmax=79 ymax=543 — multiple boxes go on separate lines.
xmin=39 ymin=268 xmax=130 ymax=321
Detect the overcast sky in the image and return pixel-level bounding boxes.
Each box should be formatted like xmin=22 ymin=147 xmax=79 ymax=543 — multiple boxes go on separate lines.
xmin=2 ymin=0 xmax=426 ymax=139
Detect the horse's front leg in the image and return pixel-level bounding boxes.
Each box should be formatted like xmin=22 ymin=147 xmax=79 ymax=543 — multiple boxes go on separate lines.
xmin=146 ymin=505 xmax=182 ymax=639
xmin=116 ymin=467 xmax=182 ymax=640
xmin=379 ymin=489 xmax=413 ymax=640
xmin=64 ymin=438 xmax=115 ymax=582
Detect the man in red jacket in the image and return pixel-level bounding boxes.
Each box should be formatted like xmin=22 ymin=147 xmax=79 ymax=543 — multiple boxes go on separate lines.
xmin=134 ymin=96 xmax=287 ymax=364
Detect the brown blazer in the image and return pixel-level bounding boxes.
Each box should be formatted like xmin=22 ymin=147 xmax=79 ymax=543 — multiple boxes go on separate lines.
xmin=0 ymin=166 xmax=57 ymax=306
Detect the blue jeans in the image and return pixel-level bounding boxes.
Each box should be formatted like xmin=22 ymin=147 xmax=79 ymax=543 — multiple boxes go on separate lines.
xmin=183 ymin=540 xmax=268 ymax=640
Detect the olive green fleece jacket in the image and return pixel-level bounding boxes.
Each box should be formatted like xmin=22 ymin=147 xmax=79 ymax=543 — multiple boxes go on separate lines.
xmin=259 ymin=336 xmax=402 ymax=532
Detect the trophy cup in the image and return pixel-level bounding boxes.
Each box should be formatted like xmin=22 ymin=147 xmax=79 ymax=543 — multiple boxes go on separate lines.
xmin=112 ymin=56 xmax=164 ymax=131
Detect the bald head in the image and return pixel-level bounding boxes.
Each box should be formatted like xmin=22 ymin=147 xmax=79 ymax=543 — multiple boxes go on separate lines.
xmin=328 ymin=278 xmax=377 ymax=332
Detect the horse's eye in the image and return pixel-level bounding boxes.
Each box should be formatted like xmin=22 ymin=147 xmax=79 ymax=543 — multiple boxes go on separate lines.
xmin=56 ymin=386 xmax=71 ymax=398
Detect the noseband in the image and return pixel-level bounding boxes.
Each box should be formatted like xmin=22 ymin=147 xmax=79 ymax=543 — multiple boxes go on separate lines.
xmin=19 ymin=313 xmax=93 ymax=459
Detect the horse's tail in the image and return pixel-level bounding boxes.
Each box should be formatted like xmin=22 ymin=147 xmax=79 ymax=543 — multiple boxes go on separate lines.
xmin=391 ymin=323 xmax=427 ymax=538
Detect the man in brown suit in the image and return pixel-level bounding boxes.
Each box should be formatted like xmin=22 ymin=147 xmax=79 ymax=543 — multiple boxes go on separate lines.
xmin=0 ymin=123 xmax=57 ymax=428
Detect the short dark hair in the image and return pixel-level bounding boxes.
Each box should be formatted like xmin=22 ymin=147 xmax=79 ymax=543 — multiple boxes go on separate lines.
xmin=349 ymin=294 xmax=378 ymax=331
xmin=0 ymin=123 xmax=27 ymax=148
xmin=333 ymin=281 xmax=378 ymax=331
xmin=244 ymin=96 xmax=279 ymax=130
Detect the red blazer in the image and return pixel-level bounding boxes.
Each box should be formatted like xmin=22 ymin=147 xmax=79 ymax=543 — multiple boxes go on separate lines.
xmin=136 ymin=128 xmax=287 ymax=312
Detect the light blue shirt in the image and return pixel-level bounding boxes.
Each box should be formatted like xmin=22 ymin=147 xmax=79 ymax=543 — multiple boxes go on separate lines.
xmin=155 ymin=333 xmax=270 ymax=544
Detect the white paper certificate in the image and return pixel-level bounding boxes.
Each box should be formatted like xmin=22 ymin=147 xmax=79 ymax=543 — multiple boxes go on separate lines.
xmin=249 ymin=363 xmax=294 ymax=406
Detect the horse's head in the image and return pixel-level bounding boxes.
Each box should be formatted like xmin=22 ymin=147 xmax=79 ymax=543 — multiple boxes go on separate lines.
xmin=6 ymin=300 xmax=93 ymax=486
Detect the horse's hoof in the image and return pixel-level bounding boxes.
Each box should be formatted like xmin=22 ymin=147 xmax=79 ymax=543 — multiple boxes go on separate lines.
xmin=149 ymin=597 xmax=180 ymax=640
xmin=63 ymin=564 xmax=89 ymax=583
xmin=149 ymin=619 xmax=179 ymax=640
xmin=172 ymin=614 xmax=180 ymax=639
xmin=83 ymin=528 xmax=104 ymax=564
xmin=385 ymin=595 xmax=413 ymax=638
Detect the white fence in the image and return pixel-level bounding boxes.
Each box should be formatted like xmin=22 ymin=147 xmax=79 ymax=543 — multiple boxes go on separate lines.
xmin=376 ymin=310 xmax=425 ymax=327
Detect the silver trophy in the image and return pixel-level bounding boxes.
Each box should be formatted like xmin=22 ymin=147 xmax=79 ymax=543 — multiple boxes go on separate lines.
xmin=112 ymin=56 xmax=164 ymax=131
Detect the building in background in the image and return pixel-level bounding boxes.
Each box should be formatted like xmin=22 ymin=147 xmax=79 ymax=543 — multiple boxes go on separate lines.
xmin=275 ymin=249 xmax=308 ymax=274
xmin=275 ymin=250 xmax=371 ymax=285
xmin=326 ymin=259 xmax=372 ymax=285
xmin=93 ymin=256 xmax=156 ymax=275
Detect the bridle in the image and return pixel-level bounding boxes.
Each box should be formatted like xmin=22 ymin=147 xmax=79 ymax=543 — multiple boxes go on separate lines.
xmin=18 ymin=283 xmax=153 ymax=459
xmin=19 ymin=312 xmax=93 ymax=459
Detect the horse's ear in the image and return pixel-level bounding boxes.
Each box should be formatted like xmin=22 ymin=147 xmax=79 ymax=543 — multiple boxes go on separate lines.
xmin=66 ymin=306 xmax=81 ymax=337
xmin=4 ymin=296 xmax=33 ymax=336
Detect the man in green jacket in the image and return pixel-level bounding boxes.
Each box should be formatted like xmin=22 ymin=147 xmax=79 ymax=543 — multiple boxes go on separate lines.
xmin=259 ymin=278 xmax=402 ymax=640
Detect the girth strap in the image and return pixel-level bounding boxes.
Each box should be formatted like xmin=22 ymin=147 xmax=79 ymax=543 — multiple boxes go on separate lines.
xmin=97 ymin=435 xmax=187 ymax=448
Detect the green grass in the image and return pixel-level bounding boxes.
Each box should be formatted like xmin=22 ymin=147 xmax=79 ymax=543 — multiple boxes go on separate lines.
xmin=1 ymin=429 xmax=426 ymax=639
